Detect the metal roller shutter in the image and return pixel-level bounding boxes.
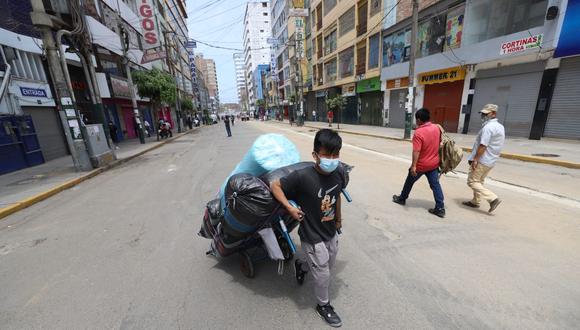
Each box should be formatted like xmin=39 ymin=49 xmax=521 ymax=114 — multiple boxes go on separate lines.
xmin=23 ymin=107 xmax=68 ymax=161
xmin=544 ymin=57 xmax=580 ymax=139
xmin=469 ymin=66 xmax=543 ymax=137
xmin=388 ymin=89 xmax=407 ymax=128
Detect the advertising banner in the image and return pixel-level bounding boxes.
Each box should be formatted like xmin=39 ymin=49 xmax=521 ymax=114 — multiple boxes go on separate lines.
xmin=500 ymin=35 xmax=543 ymax=55
xmin=554 ymin=0 xmax=580 ymax=58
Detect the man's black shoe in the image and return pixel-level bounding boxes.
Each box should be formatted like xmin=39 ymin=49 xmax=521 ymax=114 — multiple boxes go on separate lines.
xmin=294 ymin=259 xmax=307 ymax=285
xmin=428 ymin=208 xmax=446 ymax=218
xmin=462 ymin=201 xmax=480 ymax=208
xmin=316 ymin=303 xmax=342 ymax=327
xmin=392 ymin=195 xmax=406 ymax=206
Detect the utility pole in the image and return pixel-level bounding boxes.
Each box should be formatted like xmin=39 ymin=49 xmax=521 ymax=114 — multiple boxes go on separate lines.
xmin=163 ymin=31 xmax=183 ymax=133
xmin=117 ymin=12 xmax=146 ymax=144
xmin=30 ymin=0 xmax=92 ymax=171
xmin=404 ymin=0 xmax=419 ymax=140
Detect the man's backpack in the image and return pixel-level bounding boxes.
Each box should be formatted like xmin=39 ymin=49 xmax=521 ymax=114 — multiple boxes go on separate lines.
xmin=437 ymin=124 xmax=463 ymax=175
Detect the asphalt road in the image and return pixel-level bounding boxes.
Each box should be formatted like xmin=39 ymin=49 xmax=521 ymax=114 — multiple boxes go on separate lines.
xmin=1 ymin=121 xmax=579 ymax=329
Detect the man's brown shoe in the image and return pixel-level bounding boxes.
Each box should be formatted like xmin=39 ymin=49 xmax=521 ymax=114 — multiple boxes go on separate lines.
xmin=462 ymin=201 xmax=480 ymax=208
xmin=489 ymin=198 xmax=502 ymax=213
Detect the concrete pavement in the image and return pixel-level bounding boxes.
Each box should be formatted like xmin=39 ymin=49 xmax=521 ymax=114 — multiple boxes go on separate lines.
xmin=0 ymin=130 xmax=196 ymax=220
xmin=0 ymin=121 xmax=579 ymax=329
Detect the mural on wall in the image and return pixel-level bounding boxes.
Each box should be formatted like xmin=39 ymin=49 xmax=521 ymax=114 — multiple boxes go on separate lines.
xmin=445 ymin=5 xmax=464 ymax=51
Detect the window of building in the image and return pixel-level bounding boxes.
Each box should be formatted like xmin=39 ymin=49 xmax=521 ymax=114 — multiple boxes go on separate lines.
xmin=417 ymin=13 xmax=446 ymax=58
xmin=382 ymin=28 xmax=411 ymax=67
xmin=323 ymin=0 xmax=337 ymax=16
xmin=325 ymin=58 xmax=337 ymax=82
xmin=262 ymin=2 xmax=267 ymax=7
xmin=463 ymin=0 xmax=548 ymax=45
xmin=260 ymin=30 xmax=264 ymax=32
xmin=2 ymin=47 xmax=46 ymax=81
xmin=339 ymin=6 xmax=355 ymax=37
xmin=339 ymin=47 xmax=354 ymax=78
xmin=324 ymin=29 xmax=337 ymax=55
xmin=263 ymin=12 xmax=268 ymax=16
xmin=370 ymin=0 xmax=381 ymax=17
xmin=368 ymin=33 xmax=380 ymax=69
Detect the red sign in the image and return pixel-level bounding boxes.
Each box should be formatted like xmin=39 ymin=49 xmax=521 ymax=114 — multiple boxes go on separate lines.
xmin=139 ymin=0 xmax=160 ymax=49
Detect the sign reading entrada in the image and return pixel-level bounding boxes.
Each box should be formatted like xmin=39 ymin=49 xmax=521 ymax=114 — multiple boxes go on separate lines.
xmin=500 ymin=34 xmax=543 ymax=55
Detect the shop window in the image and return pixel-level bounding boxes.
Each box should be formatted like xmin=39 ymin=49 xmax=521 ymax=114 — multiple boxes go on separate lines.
xmin=382 ymin=29 xmax=410 ymax=67
xmin=370 ymin=0 xmax=381 ymax=17
xmin=324 ymin=0 xmax=337 ymax=16
xmin=325 ymin=58 xmax=337 ymax=82
xmin=324 ymin=29 xmax=337 ymax=55
xmin=339 ymin=47 xmax=354 ymax=79
xmin=417 ymin=13 xmax=446 ymax=58
xmin=463 ymin=0 xmax=548 ymax=46
xmin=368 ymin=33 xmax=380 ymax=69
xmin=339 ymin=6 xmax=355 ymax=37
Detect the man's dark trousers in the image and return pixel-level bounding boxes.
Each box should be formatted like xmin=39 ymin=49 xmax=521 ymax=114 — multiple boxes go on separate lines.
xmin=399 ymin=168 xmax=444 ymax=209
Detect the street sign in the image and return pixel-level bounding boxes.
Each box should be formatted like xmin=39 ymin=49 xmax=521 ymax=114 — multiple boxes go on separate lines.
xmin=289 ymin=8 xmax=309 ymax=17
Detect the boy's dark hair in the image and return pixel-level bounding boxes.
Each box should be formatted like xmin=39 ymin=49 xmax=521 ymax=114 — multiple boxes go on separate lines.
xmin=415 ymin=108 xmax=430 ymax=122
xmin=314 ymin=129 xmax=342 ymax=154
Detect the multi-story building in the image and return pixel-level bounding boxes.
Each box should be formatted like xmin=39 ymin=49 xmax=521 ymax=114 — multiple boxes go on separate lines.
xmin=195 ymin=54 xmax=220 ymax=113
xmin=379 ymin=0 xmax=578 ymax=140
xmin=307 ymin=0 xmax=385 ymax=125
xmin=243 ymin=1 xmax=272 ymax=110
xmin=233 ymin=53 xmax=247 ymax=106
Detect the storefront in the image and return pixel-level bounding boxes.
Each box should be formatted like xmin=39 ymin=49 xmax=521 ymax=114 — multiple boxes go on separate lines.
xmin=9 ymin=81 xmax=67 ymax=161
xmin=315 ymin=91 xmax=326 ymax=121
xmin=357 ymin=77 xmax=382 ymax=126
xmin=341 ymin=83 xmax=358 ymax=124
xmin=468 ymin=62 xmax=544 ymax=137
xmin=420 ymin=66 xmax=465 ymax=133
xmin=385 ymin=77 xmax=409 ymax=128
xmin=543 ymin=56 xmax=580 ymax=139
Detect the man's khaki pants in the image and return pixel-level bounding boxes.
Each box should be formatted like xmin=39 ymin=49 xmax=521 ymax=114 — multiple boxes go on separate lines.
xmin=467 ymin=163 xmax=498 ymax=205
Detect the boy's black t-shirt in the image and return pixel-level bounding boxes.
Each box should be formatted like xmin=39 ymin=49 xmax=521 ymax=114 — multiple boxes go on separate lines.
xmin=280 ymin=165 xmax=345 ymax=244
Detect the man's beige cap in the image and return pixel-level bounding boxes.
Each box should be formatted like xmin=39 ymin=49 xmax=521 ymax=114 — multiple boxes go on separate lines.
xmin=480 ymin=104 xmax=498 ymax=114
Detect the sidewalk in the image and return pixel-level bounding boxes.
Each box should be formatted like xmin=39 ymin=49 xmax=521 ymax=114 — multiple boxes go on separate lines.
xmin=280 ymin=120 xmax=580 ymax=168
xmin=0 ymin=129 xmax=195 ymax=219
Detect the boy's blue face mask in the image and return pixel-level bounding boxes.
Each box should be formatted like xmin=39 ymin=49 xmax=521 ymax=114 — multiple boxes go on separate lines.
xmin=316 ymin=153 xmax=340 ymax=173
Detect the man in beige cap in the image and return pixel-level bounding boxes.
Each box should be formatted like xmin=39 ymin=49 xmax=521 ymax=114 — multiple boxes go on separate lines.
xmin=463 ymin=104 xmax=505 ymax=213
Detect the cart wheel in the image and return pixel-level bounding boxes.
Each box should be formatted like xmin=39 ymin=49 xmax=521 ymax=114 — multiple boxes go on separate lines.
xmin=240 ymin=251 xmax=255 ymax=278
xmin=279 ymin=238 xmax=294 ymax=262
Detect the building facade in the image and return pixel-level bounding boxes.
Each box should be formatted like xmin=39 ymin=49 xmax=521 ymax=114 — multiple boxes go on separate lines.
xmin=243 ymin=1 xmax=272 ymax=111
xmin=233 ymin=52 xmax=247 ymax=107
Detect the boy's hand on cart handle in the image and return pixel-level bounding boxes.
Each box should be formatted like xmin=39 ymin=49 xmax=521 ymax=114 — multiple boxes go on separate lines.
xmin=288 ymin=206 xmax=305 ymax=221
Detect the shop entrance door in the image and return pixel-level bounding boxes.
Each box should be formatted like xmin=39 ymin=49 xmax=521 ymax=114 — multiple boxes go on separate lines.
xmin=423 ymin=80 xmax=463 ymax=132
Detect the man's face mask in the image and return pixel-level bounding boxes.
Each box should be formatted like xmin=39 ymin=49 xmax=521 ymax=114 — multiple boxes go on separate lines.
xmin=481 ymin=113 xmax=491 ymax=124
xmin=315 ymin=152 xmax=340 ymax=173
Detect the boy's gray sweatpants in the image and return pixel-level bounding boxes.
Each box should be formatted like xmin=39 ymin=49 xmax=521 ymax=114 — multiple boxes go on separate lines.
xmin=300 ymin=234 xmax=339 ymax=306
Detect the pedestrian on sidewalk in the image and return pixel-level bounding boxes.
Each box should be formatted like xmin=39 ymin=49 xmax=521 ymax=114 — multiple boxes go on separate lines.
xmin=327 ymin=110 xmax=334 ymax=127
xmin=108 ymin=121 xmax=119 ymax=144
xmin=463 ymin=104 xmax=505 ymax=213
xmin=270 ymin=129 xmax=345 ymax=328
xmin=393 ymin=108 xmax=445 ymax=218
xmin=312 ymin=109 xmax=317 ymax=122
xmin=224 ymin=115 xmax=232 ymax=137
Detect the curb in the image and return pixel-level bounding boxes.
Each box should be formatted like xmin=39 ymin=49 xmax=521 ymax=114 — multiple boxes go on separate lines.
xmin=280 ymin=122 xmax=580 ymax=170
xmin=0 ymin=129 xmax=196 ymax=220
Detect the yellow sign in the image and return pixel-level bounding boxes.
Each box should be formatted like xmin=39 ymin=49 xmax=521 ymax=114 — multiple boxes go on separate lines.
xmin=418 ymin=66 xmax=465 ymax=85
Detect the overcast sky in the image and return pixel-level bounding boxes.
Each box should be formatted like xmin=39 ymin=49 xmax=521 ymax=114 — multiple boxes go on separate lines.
xmin=186 ymin=0 xmax=248 ymax=104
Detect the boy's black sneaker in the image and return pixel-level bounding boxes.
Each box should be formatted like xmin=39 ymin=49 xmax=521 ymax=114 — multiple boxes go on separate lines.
xmin=316 ymin=303 xmax=342 ymax=327
xmin=428 ymin=208 xmax=446 ymax=218
xmin=294 ymin=259 xmax=307 ymax=285
xmin=392 ymin=195 xmax=406 ymax=205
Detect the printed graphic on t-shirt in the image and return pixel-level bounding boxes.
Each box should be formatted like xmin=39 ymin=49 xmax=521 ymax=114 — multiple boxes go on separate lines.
xmin=319 ymin=184 xmax=338 ymax=222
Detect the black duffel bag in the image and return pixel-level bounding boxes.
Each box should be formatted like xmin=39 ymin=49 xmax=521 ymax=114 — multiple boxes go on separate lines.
xmin=222 ymin=173 xmax=278 ymax=238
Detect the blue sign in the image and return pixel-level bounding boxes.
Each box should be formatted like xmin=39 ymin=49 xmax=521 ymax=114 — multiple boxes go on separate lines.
xmin=555 ymin=0 xmax=580 ymax=58
xmin=20 ymin=87 xmax=48 ymax=98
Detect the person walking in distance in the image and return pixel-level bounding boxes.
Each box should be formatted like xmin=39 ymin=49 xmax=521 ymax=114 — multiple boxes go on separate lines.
xmin=392 ymin=108 xmax=445 ymax=218
xmin=270 ymin=129 xmax=346 ymax=328
xmin=327 ymin=110 xmax=334 ymax=127
xmin=463 ymin=104 xmax=505 ymax=213
xmin=224 ymin=115 xmax=232 ymax=137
